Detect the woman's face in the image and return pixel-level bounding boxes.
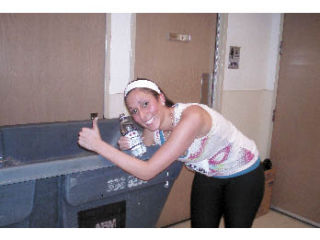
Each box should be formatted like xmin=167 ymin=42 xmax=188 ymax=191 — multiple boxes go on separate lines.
xmin=125 ymin=89 xmax=164 ymax=131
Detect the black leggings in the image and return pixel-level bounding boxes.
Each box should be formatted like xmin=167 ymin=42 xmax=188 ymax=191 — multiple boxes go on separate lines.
xmin=191 ymin=164 xmax=265 ymax=228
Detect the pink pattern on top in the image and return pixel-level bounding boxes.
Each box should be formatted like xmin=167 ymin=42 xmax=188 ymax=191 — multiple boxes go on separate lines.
xmin=188 ymin=137 xmax=208 ymax=160
xmin=242 ymin=148 xmax=254 ymax=163
xmin=208 ymin=144 xmax=231 ymax=165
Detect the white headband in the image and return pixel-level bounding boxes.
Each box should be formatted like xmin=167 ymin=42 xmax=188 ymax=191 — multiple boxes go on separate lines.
xmin=124 ymin=80 xmax=161 ymax=97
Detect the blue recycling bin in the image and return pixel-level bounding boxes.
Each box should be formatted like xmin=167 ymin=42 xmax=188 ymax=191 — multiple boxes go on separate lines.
xmin=0 ymin=119 xmax=182 ymax=228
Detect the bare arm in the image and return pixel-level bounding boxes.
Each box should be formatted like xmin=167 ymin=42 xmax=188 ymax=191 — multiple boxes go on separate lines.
xmin=78 ymin=106 xmax=210 ymax=181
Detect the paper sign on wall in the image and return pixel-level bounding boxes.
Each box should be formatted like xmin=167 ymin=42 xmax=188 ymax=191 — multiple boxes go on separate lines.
xmin=228 ymin=46 xmax=240 ymax=69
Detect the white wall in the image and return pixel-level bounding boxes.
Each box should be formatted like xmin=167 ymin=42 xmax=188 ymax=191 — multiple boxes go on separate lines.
xmin=223 ymin=13 xmax=280 ymax=91
xmin=104 ymin=13 xmax=135 ymax=118
xmin=221 ymin=13 xmax=282 ymax=160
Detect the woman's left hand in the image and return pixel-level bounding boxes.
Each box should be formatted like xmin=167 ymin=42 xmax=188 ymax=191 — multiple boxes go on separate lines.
xmin=78 ymin=117 xmax=102 ymax=152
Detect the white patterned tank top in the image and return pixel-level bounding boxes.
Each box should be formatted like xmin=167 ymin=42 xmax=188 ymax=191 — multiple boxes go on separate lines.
xmin=153 ymin=103 xmax=260 ymax=177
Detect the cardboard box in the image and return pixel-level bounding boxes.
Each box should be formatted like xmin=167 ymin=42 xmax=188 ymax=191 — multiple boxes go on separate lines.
xmin=256 ymin=168 xmax=276 ymax=218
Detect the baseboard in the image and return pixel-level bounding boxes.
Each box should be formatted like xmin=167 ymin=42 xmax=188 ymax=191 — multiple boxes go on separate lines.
xmin=162 ymin=218 xmax=191 ymax=228
xmin=270 ymin=205 xmax=319 ymax=227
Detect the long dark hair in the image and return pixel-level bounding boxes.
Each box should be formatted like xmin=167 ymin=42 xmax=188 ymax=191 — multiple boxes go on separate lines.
xmin=125 ymin=78 xmax=175 ymax=107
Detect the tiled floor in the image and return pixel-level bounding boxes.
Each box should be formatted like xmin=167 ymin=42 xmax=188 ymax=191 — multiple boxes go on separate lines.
xmin=168 ymin=209 xmax=315 ymax=228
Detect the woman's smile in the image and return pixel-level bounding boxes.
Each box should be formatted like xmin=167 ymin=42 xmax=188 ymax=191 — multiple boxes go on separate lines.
xmin=141 ymin=114 xmax=160 ymax=131
xmin=145 ymin=117 xmax=155 ymax=125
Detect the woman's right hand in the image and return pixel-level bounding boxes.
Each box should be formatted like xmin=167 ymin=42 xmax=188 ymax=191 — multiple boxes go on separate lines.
xmin=117 ymin=136 xmax=132 ymax=150
xmin=78 ymin=117 xmax=102 ymax=152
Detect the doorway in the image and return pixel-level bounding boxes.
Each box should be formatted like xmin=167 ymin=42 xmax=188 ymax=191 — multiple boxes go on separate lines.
xmin=134 ymin=13 xmax=217 ymax=227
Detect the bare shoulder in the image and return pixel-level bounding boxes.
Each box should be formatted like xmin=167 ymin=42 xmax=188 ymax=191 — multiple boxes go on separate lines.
xmin=181 ymin=105 xmax=212 ymax=137
xmin=182 ymin=105 xmax=208 ymax=120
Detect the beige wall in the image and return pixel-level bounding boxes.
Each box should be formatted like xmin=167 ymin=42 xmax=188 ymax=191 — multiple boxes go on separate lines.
xmin=221 ymin=90 xmax=275 ymax=160
xmin=220 ymin=13 xmax=282 ymax=161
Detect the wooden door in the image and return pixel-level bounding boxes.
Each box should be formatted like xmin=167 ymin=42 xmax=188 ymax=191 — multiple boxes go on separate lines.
xmin=270 ymin=14 xmax=320 ymax=226
xmin=0 ymin=14 xmax=105 ymax=126
xmin=135 ymin=13 xmax=217 ymax=227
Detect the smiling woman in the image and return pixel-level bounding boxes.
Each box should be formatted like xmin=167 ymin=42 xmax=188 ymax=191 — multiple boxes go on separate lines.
xmin=78 ymin=78 xmax=265 ymax=228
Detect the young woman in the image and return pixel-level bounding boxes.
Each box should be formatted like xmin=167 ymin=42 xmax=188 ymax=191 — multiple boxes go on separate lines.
xmin=78 ymin=79 xmax=265 ymax=228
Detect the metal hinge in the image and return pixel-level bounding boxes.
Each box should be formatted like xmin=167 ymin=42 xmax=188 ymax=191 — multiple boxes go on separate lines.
xmin=272 ymin=109 xmax=276 ymax=122
xmin=279 ymin=41 xmax=283 ymax=55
